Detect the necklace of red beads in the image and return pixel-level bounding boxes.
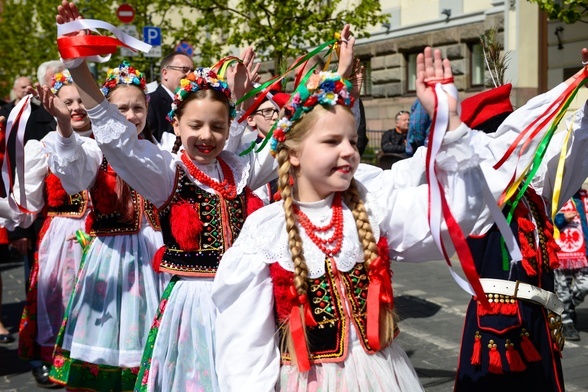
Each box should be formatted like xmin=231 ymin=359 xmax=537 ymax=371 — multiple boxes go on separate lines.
xmin=181 ymin=151 xmax=237 ymax=200
xmin=294 ymin=193 xmax=344 ymax=256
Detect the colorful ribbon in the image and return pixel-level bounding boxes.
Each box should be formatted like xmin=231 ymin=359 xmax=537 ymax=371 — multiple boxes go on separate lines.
xmin=286 ymin=285 xmax=317 ymax=372
xmin=366 ymin=253 xmax=393 ymax=351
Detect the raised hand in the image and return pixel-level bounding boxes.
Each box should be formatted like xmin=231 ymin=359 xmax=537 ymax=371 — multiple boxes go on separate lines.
xmin=226 ymin=47 xmax=258 ymax=106
xmin=56 ymin=1 xmax=84 ymax=31
xmin=415 ymin=47 xmax=461 ymax=130
xmin=336 ymin=24 xmax=355 ymax=79
xmin=27 ymin=84 xmax=74 ymax=138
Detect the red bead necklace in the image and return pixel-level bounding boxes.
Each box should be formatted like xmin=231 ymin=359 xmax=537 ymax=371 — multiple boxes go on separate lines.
xmin=181 ymin=151 xmax=237 ymax=200
xmin=294 ymin=193 xmax=344 ymax=256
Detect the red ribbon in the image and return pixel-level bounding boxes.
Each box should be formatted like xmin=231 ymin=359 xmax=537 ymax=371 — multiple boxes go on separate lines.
xmin=286 ymin=286 xmax=317 ymax=372
xmin=57 ymin=35 xmax=135 ymax=60
xmin=366 ymin=254 xmax=393 ymax=351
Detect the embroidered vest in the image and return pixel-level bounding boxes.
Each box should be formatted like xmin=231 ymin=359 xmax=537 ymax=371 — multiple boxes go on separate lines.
xmin=156 ymin=166 xmax=247 ymax=277
xmin=88 ymin=158 xmax=160 ymax=236
xmin=45 ymin=172 xmax=88 ymax=218
xmin=270 ymin=255 xmax=392 ymax=365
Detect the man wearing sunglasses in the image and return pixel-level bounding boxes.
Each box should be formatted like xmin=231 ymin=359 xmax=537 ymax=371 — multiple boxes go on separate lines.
xmin=148 ymin=52 xmax=194 ymax=142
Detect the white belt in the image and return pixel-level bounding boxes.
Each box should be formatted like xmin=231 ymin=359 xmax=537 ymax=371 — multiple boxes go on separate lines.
xmin=480 ymin=278 xmax=564 ymax=315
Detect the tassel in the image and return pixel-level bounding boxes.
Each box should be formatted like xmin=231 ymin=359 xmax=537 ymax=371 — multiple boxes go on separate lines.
xmin=151 ymin=246 xmax=165 ymax=273
xmin=488 ymin=340 xmax=503 ymax=374
xmin=505 ymin=340 xmax=526 ymax=372
xmin=470 ymin=331 xmax=482 ymax=366
xmin=521 ymin=257 xmax=537 ymax=277
xmin=520 ymin=329 xmax=542 ymax=362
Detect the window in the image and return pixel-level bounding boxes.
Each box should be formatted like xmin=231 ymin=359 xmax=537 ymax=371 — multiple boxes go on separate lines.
xmin=406 ymin=53 xmax=418 ymax=92
xmin=470 ymin=43 xmax=485 ymax=87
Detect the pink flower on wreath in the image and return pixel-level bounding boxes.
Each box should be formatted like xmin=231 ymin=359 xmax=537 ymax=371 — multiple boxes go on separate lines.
xmin=291 ymin=94 xmax=301 ymax=106
xmin=159 ymin=299 xmax=168 ymax=313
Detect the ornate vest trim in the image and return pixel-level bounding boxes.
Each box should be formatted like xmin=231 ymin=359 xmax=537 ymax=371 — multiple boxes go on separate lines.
xmin=45 ymin=172 xmax=88 ymax=218
xmin=157 ymin=166 xmax=247 ymax=276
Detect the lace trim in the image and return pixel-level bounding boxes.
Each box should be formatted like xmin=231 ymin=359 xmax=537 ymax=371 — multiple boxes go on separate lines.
xmin=43 ymin=135 xmax=86 ymax=168
xmin=240 ymin=197 xmax=383 ymax=278
xmin=91 ymin=102 xmax=134 ymax=145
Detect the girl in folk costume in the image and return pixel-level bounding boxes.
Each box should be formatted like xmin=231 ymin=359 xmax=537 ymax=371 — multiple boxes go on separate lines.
xmin=55 ymin=3 xmax=278 ymax=390
xmin=211 ymin=49 xmax=491 ymax=391
xmin=553 ymin=188 xmax=588 ymax=341
xmin=41 ymin=61 xmax=166 ymax=391
xmin=0 ymin=71 xmax=92 ymax=384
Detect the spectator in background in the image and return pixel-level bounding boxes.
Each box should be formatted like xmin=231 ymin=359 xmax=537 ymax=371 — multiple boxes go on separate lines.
xmin=147 ymin=52 xmax=194 ymax=142
xmin=406 ymin=98 xmax=431 ymax=156
xmin=0 ymin=76 xmax=31 ymax=119
xmin=554 ymin=188 xmax=588 ymax=341
xmin=380 ymin=109 xmax=409 ymax=156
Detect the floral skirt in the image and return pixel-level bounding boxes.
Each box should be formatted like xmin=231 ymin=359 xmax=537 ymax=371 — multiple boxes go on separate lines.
xmin=18 ymin=215 xmax=86 ymax=362
xmin=135 ymin=276 xmax=219 ymax=392
xmin=50 ymin=226 xmax=166 ymax=389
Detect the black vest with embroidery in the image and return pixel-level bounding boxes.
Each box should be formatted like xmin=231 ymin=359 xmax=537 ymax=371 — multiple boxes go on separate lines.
xmin=45 ymin=172 xmax=88 ymax=218
xmin=157 ymin=166 xmax=247 ymax=277
xmin=271 ymin=257 xmax=382 ymax=364
xmin=88 ymin=158 xmax=160 ymax=236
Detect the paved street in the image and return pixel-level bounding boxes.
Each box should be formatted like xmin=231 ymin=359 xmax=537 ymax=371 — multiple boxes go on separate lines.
xmin=1 ymin=256 xmax=587 ymax=391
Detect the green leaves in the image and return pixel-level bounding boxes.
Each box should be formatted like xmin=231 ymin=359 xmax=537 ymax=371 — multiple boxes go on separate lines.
xmin=527 ymin=0 xmax=588 ymax=24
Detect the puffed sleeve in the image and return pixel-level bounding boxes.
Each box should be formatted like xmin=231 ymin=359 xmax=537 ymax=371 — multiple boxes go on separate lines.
xmin=0 ymin=140 xmax=48 ymax=229
xmin=88 ymin=99 xmax=178 ymax=208
xmin=367 ymin=123 xmax=484 ymax=263
xmin=42 ymin=131 xmax=102 ymax=194
xmin=212 ymin=235 xmax=280 ymax=392
xmin=468 ymin=83 xmax=587 ymax=235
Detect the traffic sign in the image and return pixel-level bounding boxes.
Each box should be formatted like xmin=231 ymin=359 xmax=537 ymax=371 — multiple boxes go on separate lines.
xmin=117 ymin=4 xmax=135 ymax=24
xmin=119 ymin=24 xmax=138 ymax=57
xmin=143 ymin=26 xmax=161 ymax=46
xmin=176 ymin=41 xmax=194 ymax=57
xmin=145 ymin=46 xmax=162 ymax=58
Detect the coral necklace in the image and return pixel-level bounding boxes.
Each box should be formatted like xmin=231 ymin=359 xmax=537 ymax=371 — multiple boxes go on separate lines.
xmin=181 ymin=151 xmax=237 ymax=200
xmin=294 ymin=193 xmax=344 ymax=256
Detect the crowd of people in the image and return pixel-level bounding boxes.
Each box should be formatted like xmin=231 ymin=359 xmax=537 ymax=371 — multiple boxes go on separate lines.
xmin=0 ymin=1 xmax=588 ymax=391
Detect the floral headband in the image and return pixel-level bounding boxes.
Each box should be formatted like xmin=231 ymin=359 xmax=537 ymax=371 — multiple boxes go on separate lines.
xmin=51 ymin=69 xmax=74 ymax=95
xmin=100 ymin=61 xmax=148 ymax=97
xmin=167 ymin=67 xmax=236 ymax=124
xmin=269 ymin=71 xmax=354 ymax=156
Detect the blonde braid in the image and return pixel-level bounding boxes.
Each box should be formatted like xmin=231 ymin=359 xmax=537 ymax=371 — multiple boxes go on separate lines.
xmin=276 ymin=148 xmax=308 ymax=296
xmin=343 ymin=179 xmax=378 ymax=268
xmin=344 ymin=179 xmax=395 ymax=347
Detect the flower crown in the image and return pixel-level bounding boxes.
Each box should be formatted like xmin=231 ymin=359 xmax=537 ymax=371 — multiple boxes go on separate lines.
xmin=51 ymin=69 xmax=74 ymax=95
xmin=269 ymin=71 xmax=354 ymax=156
xmin=100 ymin=61 xmax=148 ymax=97
xmin=167 ymin=67 xmax=236 ymax=124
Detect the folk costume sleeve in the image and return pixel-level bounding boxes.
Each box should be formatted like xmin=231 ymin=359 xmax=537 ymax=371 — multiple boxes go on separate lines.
xmin=88 ymin=99 xmax=177 ymax=208
xmin=43 ymin=131 xmax=102 ymax=194
xmin=466 ymin=82 xmax=588 ymax=235
xmin=362 ymin=123 xmax=485 ymax=263
xmin=212 ymin=223 xmax=280 ymax=392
